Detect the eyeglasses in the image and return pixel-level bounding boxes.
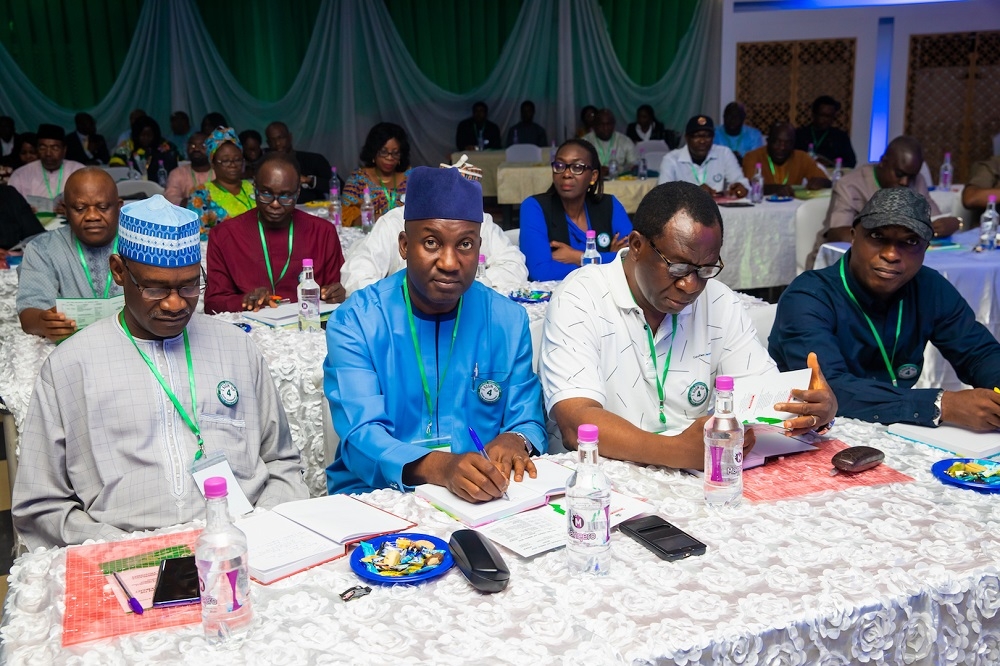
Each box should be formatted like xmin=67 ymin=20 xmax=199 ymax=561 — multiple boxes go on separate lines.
xmin=213 ymin=158 xmax=244 ymax=168
xmin=377 ymin=149 xmax=401 ymax=159
xmin=646 ymin=237 xmax=724 ymax=279
xmin=256 ymin=189 xmax=298 ymax=206
xmin=551 ymin=161 xmax=593 ymax=176
xmin=123 ymin=261 xmax=204 ymax=300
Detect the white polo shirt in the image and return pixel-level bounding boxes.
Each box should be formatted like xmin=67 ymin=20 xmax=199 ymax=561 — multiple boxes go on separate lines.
xmin=539 ymin=250 xmax=776 ymax=432
xmin=657 ymin=144 xmax=749 ymax=192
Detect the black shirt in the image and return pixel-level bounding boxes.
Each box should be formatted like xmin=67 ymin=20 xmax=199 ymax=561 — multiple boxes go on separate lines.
xmin=0 ymin=185 xmax=45 ymax=250
xmin=795 ymin=125 xmax=856 ymax=168
xmin=455 ymin=118 xmax=502 ymax=151
xmin=294 ymin=150 xmax=332 ymax=204
xmin=505 ymin=122 xmax=548 ymax=148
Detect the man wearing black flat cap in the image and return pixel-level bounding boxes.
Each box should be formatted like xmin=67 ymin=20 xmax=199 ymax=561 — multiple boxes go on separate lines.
xmin=8 ymin=123 xmax=84 ymax=211
xmin=658 ymin=115 xmax=748 ymax=198
xmin=771 ymin=187 xmax=1000 ymax=430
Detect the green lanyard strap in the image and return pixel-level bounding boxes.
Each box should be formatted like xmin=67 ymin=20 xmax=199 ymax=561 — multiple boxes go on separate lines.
xmin=595 ymin=139 xmax=612 ymax=167
xmin=643 ymin=314 xmax=678 ymax=425
xmin=688 ymin=162 xmax=708 ymax=186
xmin=766 ymin=155 xmax=789 ymax=185
xmin=119 ymin=312 xmax=206 ymax=460
xmin=811 ymin=128 xmax=829 ymax=151
xmin=75 ymin=236 xmax=118 ymax=298
xmin=839 ymin=258 xmax=903 ymax=387
xmin=403 ymin=278 xmax=463 ymax=438
xmin=43 ymin=164 xmax=64 ymax=199
xmin=377 ymin=173 xmax=398 ymax=212
xmin=257 ymin=214 xmax=294 ymax=293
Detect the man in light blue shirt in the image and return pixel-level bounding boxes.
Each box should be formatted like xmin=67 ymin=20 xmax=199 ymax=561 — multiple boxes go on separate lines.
xmin=659 ymin=115 xmax=749 ymax=198
xmin=325 ymin=166 xmax=546 ymax=501
xmin=714 ymin=102 xmax=764 ymax=163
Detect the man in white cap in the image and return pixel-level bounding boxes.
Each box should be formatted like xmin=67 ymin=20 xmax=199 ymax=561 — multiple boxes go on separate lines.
xmin=13 ymin=194 xmax=307 ymax=550
xmin=325 ymin=166 xmax=546 ymax=501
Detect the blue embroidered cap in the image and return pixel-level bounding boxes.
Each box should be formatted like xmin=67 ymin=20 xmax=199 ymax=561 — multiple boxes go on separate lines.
xmin=118 ymin=194 xmax=201 ymax=267
xmin=403 ymin=166 xmax=483 ymax=223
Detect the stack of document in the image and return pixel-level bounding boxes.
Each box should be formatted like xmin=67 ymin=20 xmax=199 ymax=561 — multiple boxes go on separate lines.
xmin=243 ymin=301 xmax=339 ymax=328
xmin=888 ymin=423 xmax=1000 ymax=459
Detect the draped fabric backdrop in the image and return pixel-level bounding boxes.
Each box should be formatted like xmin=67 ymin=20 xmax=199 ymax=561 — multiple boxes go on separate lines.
xmin=0 ymin=0 xmax=721 ymax=177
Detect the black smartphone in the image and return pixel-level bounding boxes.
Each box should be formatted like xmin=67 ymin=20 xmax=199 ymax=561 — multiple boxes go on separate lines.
xmin=619 ymin=515 xmax=707 ymax=562
xmin=152 ymin=556 xmax=201 ymax=608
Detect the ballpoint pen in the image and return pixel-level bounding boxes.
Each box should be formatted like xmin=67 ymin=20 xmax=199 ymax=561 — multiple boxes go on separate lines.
xmin=468 ymin=426 xmax=510 ymax=501
xmin=113 ymin=571 xmax=144 ymax=615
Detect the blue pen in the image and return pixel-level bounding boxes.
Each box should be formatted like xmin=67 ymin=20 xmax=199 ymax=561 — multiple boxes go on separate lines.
xmin=113 ymin=571 xmax=144 ymax=615
xmin=468 ymin=426 xmax=510 ymax=501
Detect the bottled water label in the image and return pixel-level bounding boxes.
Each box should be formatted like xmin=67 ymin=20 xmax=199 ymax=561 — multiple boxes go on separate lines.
xmin=567 ymin=501 xmax=610 ymax=546
xmin=707 ymin=442 xmax=743 ymax=483
xmin=199 ymin=563 xmax=249 ymax=614
xmin=299 ymin=298 xmax=321 ymax=331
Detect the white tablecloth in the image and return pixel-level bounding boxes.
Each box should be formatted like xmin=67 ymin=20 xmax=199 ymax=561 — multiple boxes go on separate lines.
xmin=815 ymin=229 xmax=1000 ymax=390
xmin=2 ymin=419 xmax=999 ymax=664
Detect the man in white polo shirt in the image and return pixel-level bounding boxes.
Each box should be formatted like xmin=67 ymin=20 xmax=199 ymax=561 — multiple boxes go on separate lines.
xmin=658 ymin=115 xmax=748 ymax=198
xmin=539 ymin=181 xmax=837 ymax=469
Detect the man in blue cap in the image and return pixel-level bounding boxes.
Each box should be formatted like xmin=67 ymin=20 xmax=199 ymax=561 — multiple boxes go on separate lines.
xmin=325 ymin=166 xmax=547 ymax=501
xmin=13 ymin=194 xmax=307 ymax=549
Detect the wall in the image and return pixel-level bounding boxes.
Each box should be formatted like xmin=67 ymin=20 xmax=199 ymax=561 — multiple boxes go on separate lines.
xmin=719 ymin=0 xmax=1000 ymax=162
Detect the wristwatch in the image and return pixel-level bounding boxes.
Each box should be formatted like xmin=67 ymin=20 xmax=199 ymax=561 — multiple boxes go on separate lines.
xmin=507 ymin=431 xmax=533 ymax=455
xmin=932 ymin=390 xmax=944 ymax=426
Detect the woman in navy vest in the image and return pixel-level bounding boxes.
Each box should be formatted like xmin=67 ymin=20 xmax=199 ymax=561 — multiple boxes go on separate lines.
xmin=518 ymin=139 xmax=632 ymax=281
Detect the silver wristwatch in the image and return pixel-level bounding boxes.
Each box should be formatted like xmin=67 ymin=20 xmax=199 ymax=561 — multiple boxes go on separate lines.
xmin=932 ymin=390 xmax=944 ymax=426
xmin=507 ymin=431 xmax=532 ymax=455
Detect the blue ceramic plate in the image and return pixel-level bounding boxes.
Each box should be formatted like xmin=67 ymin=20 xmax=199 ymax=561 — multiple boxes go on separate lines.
xmin=509 ymin=290 xmax=551 ymax=303
xmin=931 ymin=458 xmax=1000 ymax=493
xmin=349 ymin=533 xmax=454 ymax=585
xmin=766 ymin=195 xmax=794 ymax=203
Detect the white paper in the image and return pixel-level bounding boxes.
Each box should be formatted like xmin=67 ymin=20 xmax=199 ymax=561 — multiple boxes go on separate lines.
xmin=243 ymin=301 xmax=338 ymax=327
xmin=56 ymin=294 xmax=125 ymax=330
xmin=272 ymin=495 xmax=413 ymax=544
xmin=888 ymin=423 xmax=1000 ymax=459
xmin=236 ymin=512 xmax=344 ymax=575
xmin=191 ymin=457 xmax=254 ymax=517
xmin=733 ymin=368 xmax=812 ymax=422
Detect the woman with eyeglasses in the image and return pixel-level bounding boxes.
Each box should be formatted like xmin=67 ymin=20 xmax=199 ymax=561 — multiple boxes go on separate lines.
xmin=519 ymin=138 xmax=632 ymax=281
xmin=187 ymin=127 xmax=255 ymax=235
xmin=342 ymin=122 xmax=410 ymax=226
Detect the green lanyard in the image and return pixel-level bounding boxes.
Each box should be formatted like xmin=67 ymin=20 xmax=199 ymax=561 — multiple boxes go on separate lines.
xmin=43 ymin=164 xmax=64 ymax=199
xmin=119 ymin=312 xmax=206 ymax=460
xmin=766 ymin=155 xmax=788 ymax=185
xmin=595 ymin=139 xmax=612 ymax=167
xmin=688 ymin=162 xmax=708 ymax=186
xmin=403 ymin=278 xmax=463 ymax=438
xmin=257 ymin=214 xmax=294 ymax=293
xmin=378 ymin=173 xmax=398 ymax=211
xmin=74 ymin=236 xmax=118 ymax=298
xmin=811 ymin=128 xmax=829 ymax=151
xmin=873 ymin=170 xmax=882 ymax=190
xmin=642 ymin=314 xmax=678 ymax=425
xmin=839 ymin=258 xmax=903 ymax=387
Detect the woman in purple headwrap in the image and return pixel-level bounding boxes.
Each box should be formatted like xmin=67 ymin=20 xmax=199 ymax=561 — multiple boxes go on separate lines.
xmin=186 ymin=127 xmax=255 ymax=234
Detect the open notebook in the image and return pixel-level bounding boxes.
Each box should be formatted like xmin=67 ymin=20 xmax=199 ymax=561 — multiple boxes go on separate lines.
xmin=236 ymin=495 xmax=414 ymax=584
xmin=888 ymin=423 xmax=1000 ymax=459
xmin=243 ymin=301 xmax=339 ymax=328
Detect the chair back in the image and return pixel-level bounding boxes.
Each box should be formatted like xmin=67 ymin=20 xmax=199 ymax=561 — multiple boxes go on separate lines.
xmin=795 ymin=197 xmax=831 ymax=275
xmin=505 ymin=144 xmax=543 ymax=164
xmin=747 ymin=302 xmax=778 ymax=349
xmin=642 ymin=151 xmax=670 ymax=173
xmin=504 ymin=227 xmax=520 ymax=246
xmin=635 ymin=140 xmax=669 ymax=154
xmin=116 ymin=180 xmax=165 ymax=199
xmin=101 ymin=166 xmax=132 ymax=182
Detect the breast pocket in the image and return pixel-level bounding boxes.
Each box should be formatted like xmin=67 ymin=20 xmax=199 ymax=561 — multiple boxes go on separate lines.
xmin=199 ymin=413 xmax=256 ymax=480
xmin=468 ymin=371 xmax=511 ymax=434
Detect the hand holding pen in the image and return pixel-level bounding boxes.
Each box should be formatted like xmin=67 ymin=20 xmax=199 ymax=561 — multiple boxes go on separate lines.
xmin=468 ymin=427 xmax=510 ymax=501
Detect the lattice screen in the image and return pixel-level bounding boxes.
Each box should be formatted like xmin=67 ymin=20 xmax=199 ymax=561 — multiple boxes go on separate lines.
xmin=906 ymin=31 xmax=1000 ymax=183
xmin=736 ymin=39 xmax=855 ymax=138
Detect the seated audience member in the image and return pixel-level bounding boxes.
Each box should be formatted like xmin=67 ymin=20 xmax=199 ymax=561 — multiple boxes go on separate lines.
xmin=714 ymin=102 xmax=764 ymax=163
xmin=12 ymin=194 xmax=308 ymax=549
xmin=626 ymin=104 xmax=679 ymax=150
xmin=456 ymin=101 xmax=502 ymax=151
xmin=205 ymin=153 xmax=345 ymax=313
xmin=795 ymin=95 xmax=856 ymax=168
xmin=17 ymin=168 xmax=123 ymax=341
xmin=576 ymin=105 xmax=598 ymax=139
xmin=0 ymin=185 xmax=45 ymax=254
xmin=506 ymin=100 xmax=548 ymax=148
xmin=1 ymin=132 xmax=38 ymax=170
xmin=169 ymin=111 xmax=192 ymax=159
xmin=343 ymin=122 xmax=410 ymax=224
xmin=164 ymin=132 xmax=213 ymax=207
xmin=115 ymin=108 xmax=146 ymax=149
xmin=109 ymin=116 xmax=180 ymax=179
xmin=807 ymin=136 xmax=961 ymax=268
xmin=8 ymin=124 xmax=84 ymax=207
xmin=540 ymin=182 xmax=837 ymax=466
xmin=583 ymin=109 xmax=638 ymax=173
xmin=742 ymin=122 xmax=830 ymax=196
xmin=187 ymin=127 xmax=255 ymax=232
xmin=64 ymin=112 xmax=110 ymax=165
xmin=771 ymin=187 xmax=1000 ymax=430
xmin=325 ymin=166 xmax=546 ymax=498
xmin=962 ymin=154 xmax=1000 ymax=214
xmin=0 ymin=116 xmax=16 ymax=161
xmin=200 ymin=111 xmax=228 ymax=135
xmin=658 ymin=115 xmax=748 ymax=198
xmin=342 ymin=164 xmax=527 ymax=295
xmin=519 ymin=139 xmax=631 ymax=281
xmin=265 ymin=121 xmax=331 ymax=203
xmin=239 ymin=129 xmax=264 ymax=180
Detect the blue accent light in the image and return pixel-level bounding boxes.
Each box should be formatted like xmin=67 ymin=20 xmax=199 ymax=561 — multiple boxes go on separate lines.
xmin=734 ymin=0 xmax=965 ymax=11
xmin=868 ymin=17 xmax=894 ymax=162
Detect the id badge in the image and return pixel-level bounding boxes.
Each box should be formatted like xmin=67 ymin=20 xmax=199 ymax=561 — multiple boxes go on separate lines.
xmin=191 ymin=450 xmax=254 ymax=517
xmin=414 ymin=436 xmax=452 ymax=454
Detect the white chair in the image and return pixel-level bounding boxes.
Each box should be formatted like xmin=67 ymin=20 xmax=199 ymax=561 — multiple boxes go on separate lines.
xmin=504 ymin=227 xmax=520 ymax=246
xmin=794 ymin=197 xmax=831 ymax=275
xmin=100 ymin=166 xmax=131 ymax=182
xmin=641 ymin=151 xmax=669 ymax=172
xmin=634 ymin=140 xmax=669 ymax=154
xmin=117 ymin=180 xmax=165 ymax=199
xmin=505 ymin=144 xmax=542 ymax=164
xmin=748 ymin=302 xmax=778 ymax=349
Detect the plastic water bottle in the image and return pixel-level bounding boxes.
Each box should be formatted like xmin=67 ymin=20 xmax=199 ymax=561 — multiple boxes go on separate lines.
xmin=581 ymin=230 xmax=601 ymax=266
xmin=476 ymin=254 xmax=487 ymax=281
xmin=360 ymin=186 xmax=375 ymax=234
xmin=832 ymin=157 xmax=843 ymax=186
xmin=129 ymin=163 xmax=141 ymax=180
xmin=750 ymin=163 xmax=764 ymax=204
xmin=196 ymin=477 xmax=253 ymax=649
xmin=638 ymin=152 xmax=648 ymax=180
xmin=704 ymin=375 xmax=744 ymax=507
xmin=512 ymin=129 xmax=519 ymax=145
xmin=807 ymin=143 xmax=816 ymax=159
xmin=607 ymin=149 xmax=619 ymax=180
xmin=565 ymin=424 xmax=611 ymax=575
xmin=328 ymin=180 xmax=342 ymax=227
xmin=156 ymin=160 xmax=168 ymax=188
xmin=297 ymin=258 xmax=322 ymax=331
xmin=939 ymin=152 xmax=953 ymax=191
xmin=978 ymin=196 xmax=997 ymax=251
xmin=549 ymin=141 xmax=557 ymax=164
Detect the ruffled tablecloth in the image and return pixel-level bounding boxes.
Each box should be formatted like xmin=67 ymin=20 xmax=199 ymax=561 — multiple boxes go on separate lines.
xmin=3 ymin=419 xmax=999 ymax=664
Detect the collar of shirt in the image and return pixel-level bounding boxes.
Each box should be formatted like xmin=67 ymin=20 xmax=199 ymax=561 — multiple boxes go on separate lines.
xmin=841 ymin=248 xmax=909 ymax=313
xmin=677 ymin=145 xmax=718 ymax=166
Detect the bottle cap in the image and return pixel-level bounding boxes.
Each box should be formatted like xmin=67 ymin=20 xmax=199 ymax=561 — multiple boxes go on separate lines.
xmin=944 ymin=152 xmax=951 ymax=159
xmin=203 ymin=476 xmax=228 ymax=499
xmin=303 ymin=258 xmax=314 ymax=267
xmin=578 ymin=424 xmax=599 ymax=442
xmin=586 ymin=230 xmax=596 ymax=239
xmin=755 ymin=162 xmax=761 ymax=169
xmin=479 ymin=254 xmax=486 ymax=262
xmin=990 ymin=195 xmax=997 ymax=204
xmin=715 ymin=375 xmax=734 ymax=391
